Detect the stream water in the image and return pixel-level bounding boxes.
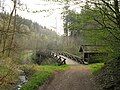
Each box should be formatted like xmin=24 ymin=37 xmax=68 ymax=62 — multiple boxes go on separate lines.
xmin=14 ymin=70 xmax=28 ymax=90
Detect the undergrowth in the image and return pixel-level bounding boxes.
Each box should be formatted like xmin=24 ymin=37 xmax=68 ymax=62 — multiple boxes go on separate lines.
xmin=20 ymin=65 xmax=69 ymax=90
xmin=87 ymin=63 xmax=104 ymax=74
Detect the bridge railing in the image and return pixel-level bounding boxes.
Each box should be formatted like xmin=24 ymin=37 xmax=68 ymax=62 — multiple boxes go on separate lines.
xmin=58 ymin=52 xmax=86 ymax=64
xmin=51 ymin=52 xmax=66 ymax=66
xmin=50 ymin=51 xmax=87 ymax=65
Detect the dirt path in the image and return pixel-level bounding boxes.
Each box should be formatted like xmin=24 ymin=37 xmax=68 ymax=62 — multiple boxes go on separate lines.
xmin=39 ymin=65 xmax=97 ymax=90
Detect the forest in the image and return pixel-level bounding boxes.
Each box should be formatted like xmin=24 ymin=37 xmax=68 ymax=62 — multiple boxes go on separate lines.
xmin=0 ymin=0 xmax=120 ymax=90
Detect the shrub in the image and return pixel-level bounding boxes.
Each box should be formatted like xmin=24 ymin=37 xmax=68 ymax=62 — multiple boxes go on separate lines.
xmin=0 ymin=58 xmax=19 ymax=90
xmin=95 ymin=57 xmax=120 ymax=90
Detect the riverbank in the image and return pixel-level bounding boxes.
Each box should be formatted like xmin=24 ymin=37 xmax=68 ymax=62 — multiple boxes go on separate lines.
xmin=20 ymin=65 xmax=69 ymax=90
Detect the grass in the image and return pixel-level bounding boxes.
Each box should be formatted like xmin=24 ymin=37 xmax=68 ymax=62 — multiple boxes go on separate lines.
xmin=20 ymin=71 xmax=52 ymax=90
xmin=20 ymin=65 xmax=69 ymax=90
xmin=87 ymin=63 xmax=104 ymax=74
